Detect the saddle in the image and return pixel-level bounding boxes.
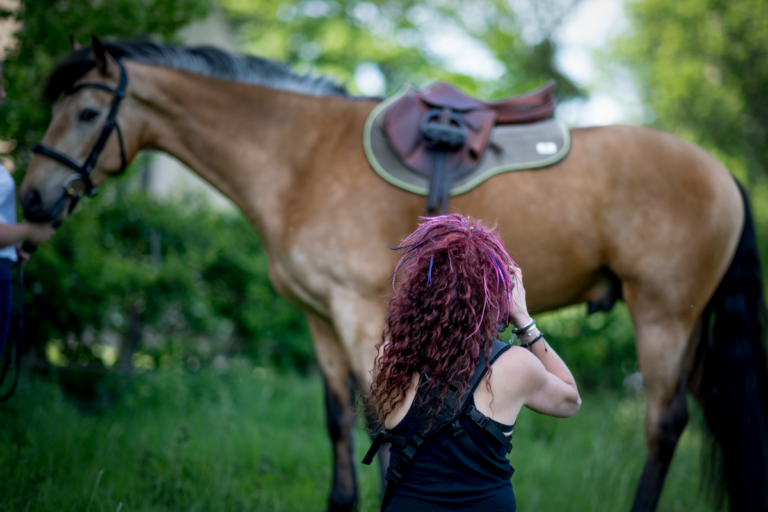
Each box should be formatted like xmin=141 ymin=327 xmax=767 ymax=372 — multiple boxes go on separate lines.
xmin=382 ymin=80 xmax=556 ymax=214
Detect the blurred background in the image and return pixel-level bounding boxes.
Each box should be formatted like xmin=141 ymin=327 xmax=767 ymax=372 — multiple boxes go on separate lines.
xmin=1 ymin=0 xmax=766 ymax=510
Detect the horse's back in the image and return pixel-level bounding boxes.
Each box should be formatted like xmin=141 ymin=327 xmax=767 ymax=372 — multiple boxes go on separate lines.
xmin=452 ymin=123 xmax=743 ymax=314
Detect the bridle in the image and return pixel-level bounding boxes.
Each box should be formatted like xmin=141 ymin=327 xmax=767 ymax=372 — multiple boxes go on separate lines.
xmin=1 ymin=58 xmax=129 ymax=401
xmin=32 ymin=57 xmax=128 ymax=199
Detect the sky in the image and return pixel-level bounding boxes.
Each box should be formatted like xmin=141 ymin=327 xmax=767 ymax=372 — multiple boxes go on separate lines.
xmin=553 ymin=0 xmax=643 ymax=126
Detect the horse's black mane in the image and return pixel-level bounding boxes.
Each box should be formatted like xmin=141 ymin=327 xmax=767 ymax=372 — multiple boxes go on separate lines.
xmin=44 ymin=40 xmax=349 ymax=102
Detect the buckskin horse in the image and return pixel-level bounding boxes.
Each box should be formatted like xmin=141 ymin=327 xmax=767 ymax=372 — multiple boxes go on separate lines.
xmin=20 ymin=37 xmax=768 ymax=511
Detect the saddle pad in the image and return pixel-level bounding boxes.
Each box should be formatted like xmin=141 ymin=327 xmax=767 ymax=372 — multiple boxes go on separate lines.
xmin=363 ymin=86 xmax=571 ymax=197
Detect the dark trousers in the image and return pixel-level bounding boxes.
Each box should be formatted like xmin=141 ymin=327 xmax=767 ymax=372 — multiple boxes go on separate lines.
xmin=0 ymin=258 xmax=14 ymax=358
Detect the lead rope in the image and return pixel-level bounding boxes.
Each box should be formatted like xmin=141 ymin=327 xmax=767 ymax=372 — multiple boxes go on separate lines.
xmin=0 ymin=260 xmax=24 ymax=402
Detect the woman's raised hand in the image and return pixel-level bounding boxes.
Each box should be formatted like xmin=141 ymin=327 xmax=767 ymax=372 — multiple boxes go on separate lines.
xmin=509 ymin=264 xmax=532 ymax=328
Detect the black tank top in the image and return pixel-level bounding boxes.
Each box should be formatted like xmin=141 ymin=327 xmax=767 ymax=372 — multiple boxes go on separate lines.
xmin=385 ymin=393 xmax=516 ymax=511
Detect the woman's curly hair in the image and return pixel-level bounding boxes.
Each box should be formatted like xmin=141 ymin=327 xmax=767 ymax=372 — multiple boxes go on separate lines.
xmin=367 ymin=214 xmax=517 ymax=432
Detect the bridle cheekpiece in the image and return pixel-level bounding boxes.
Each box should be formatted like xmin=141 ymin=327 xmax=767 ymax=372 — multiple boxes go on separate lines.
xmin=32 ymin=57 xmax=128 ymax=198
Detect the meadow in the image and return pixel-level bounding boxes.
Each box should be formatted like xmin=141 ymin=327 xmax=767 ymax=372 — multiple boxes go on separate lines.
xmin=1 ymin=361 xmax=717 ymax=512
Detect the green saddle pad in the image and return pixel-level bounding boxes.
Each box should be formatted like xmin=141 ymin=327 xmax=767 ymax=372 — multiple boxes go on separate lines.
xmin=363 ymin=86 xmax=571 ymax=196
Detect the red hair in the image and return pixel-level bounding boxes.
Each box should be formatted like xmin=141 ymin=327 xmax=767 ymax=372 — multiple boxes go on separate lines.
xmin=368 ymin=214 xmax=517 ymax=430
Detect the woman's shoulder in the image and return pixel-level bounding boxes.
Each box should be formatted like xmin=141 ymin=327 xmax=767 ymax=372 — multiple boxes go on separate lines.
xmin=489 ymin=345 xmax=548 ymax=392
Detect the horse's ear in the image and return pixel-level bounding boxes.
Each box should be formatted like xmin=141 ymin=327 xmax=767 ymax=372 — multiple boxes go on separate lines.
xmin=90 ymin=34 xmax=118 ymax=79
xmin=69 ymin=33 xmax=82 ymax=54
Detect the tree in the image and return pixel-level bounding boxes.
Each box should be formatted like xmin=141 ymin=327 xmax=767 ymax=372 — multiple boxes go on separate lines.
xmin=612 ymin=0 xmax=768 ymax=185
xmin=0 ymin=0 xmax=210 ymax=169
xmin=219 ymin=0 xmax=582 ymax=100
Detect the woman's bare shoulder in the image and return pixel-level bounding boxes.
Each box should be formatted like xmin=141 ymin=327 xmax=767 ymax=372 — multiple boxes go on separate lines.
xmin=490 ymin=345 xmax=548 ymax=391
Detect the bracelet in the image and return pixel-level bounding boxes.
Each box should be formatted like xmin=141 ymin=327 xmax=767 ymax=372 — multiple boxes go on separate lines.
xmin=518 ymin=327 xmax=540 ymax=339
xmin=520 ymin=333 xmax=544 ymax=349
xmin=512 ymin=319 xmax=536 ymax=335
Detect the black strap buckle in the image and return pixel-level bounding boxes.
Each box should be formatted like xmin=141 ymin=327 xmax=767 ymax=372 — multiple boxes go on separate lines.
xmin=468 ymin=405 xmax=490 ymax=428
xmin=388 ymin=468 xmax=403 ymax=484
xmin=420 ymin=108 xmax=468 ymax=151
xmin=362 ymin=431 xmax=390 ymax=465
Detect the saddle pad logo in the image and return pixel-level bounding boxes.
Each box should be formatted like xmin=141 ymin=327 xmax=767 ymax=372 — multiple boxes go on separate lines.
xmin=536 ymin=142 xmax=558 ymax=155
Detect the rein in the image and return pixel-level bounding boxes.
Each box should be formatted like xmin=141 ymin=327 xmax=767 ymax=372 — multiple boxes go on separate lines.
xmin=32 ymin=57 xmax=129 ymax=198
xmin=1 ymin=58 xmax=130 ymax=400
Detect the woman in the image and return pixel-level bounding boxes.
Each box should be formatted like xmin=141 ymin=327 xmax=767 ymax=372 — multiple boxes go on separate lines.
xmin=0 ymin=60 xmax=55 ymax=360
xmin=366 ymin=214 xmax=581 ymax=511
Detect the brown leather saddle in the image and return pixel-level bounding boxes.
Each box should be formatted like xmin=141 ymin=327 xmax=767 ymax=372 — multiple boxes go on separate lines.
xmin=382 ymin=80 xmax=556 ymax=214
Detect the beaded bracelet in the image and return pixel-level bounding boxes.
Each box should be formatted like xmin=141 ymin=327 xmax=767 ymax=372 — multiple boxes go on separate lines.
xmin=520 ymin=333 xmax=544 ymax=349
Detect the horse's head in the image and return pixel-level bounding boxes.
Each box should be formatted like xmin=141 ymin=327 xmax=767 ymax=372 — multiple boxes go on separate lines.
xmin=21 ymin=35 xmax=139 ymax=225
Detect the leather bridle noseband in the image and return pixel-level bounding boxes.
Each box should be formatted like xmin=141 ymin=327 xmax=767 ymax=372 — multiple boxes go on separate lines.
xmin=32 ymin=57 xmax=128 ymax=199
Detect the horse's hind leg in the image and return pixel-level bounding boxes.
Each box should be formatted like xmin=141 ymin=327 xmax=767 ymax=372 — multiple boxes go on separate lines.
xmin=625 ymin=293 xmax=699 ymax=511
xmin=630 ymin=324 xmax=689 ymax=511
xmin=308 ymin=316 xmax=358 ymax=512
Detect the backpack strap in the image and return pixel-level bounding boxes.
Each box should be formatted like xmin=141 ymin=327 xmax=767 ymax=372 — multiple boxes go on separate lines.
xmin=450 ymin=418 xmax=515 ymax=479
xmin=465 ymin=404 xmax=513 ymax=450
xmin=447 ymin=338 xmax=515 ymax=480
xmin=363 ymin=338 xmax=513 ymax=511
xmin=464 ymin=338 xmax=513 ymax=400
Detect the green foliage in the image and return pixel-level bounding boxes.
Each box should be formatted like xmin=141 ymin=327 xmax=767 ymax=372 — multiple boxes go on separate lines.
xmin=220 ymin=0 xmax=582 ymax=100
xmin=0 ymin=0 xmax=210 ymax=167
xmin=535 ymin=304 xmax=638 ymax=391
xmin=24 ymin=176 xmax=314 ymax=375
xmin=0 ymin=368 xmax=715 ymax=511
xmin=613 ymin=0 xmax=768 ymax=183
xmin=498 ymin=303 xmax=638 ymax=391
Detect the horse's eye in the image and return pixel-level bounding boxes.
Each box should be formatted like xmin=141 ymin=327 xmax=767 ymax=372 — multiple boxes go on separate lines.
xmin=78 ymin=109 xmax=99 ymax=122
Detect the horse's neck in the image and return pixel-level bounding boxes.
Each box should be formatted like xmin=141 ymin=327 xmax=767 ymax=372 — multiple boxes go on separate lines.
xmin=134 ymin=65 xmax=347 ymax=242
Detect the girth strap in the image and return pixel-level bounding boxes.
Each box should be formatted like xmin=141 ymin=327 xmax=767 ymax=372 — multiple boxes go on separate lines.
xmin=420 ymin=107 xmax=468 ymax=215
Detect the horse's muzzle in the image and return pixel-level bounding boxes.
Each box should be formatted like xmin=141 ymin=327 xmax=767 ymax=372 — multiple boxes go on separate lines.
xmin=21 ymin=188 xmax=69 ymax=224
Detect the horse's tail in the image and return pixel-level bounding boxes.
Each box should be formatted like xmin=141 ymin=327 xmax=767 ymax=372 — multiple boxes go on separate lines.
xmin=697 ymin=180 xmax=768 ymax=510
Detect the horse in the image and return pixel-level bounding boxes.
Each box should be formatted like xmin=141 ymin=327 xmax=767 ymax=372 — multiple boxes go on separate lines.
xmin=20 ymin=36 xmax=768 ymax=512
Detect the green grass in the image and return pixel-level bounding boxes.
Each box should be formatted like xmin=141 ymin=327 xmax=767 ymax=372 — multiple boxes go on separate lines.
xmin=0 ymin=362 xmax=716 ymax=512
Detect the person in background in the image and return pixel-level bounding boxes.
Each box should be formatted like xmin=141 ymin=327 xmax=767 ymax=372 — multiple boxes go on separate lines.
xmin=0 ymin=60 xmax=55 ymax=357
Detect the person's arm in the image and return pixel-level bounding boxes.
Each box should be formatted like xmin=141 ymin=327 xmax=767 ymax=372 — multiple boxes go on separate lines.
xmin=0 ymin=222 xmax=55 ymax=249
xmin=509 ymin=264 xmax=581 ymax=418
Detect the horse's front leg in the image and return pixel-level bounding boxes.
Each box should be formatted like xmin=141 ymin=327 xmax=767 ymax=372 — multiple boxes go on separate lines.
xmin=327 ymin=286 xmax=391 ymax=502
xmin=308 ymin=315 xmax=359 ymax=512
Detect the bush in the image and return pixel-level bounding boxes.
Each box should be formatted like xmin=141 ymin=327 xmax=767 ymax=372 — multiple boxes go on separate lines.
xmin=23 ymin=176 xmax=315 ymax=385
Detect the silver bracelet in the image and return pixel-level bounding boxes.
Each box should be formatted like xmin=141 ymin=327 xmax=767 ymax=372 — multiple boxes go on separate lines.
xmin=512 ymin=319 xmax=536 ymax=335
xmin=519 ymin=327 xmax=540 ymax=339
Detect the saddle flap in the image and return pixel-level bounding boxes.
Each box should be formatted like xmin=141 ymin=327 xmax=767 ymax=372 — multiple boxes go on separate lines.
xmin=419 ymin=82 xmax=485 ymax=112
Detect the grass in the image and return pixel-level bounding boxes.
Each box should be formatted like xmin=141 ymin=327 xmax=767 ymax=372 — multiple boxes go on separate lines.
xmin=0 ymin=362 xmax=717 ymax=512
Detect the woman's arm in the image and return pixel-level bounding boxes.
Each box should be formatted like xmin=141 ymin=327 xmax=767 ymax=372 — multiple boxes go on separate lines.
xmin=0 ymin=222 xmax=55 ymax=249
xmin=509 ymin=265 xmax=582 ymax=418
